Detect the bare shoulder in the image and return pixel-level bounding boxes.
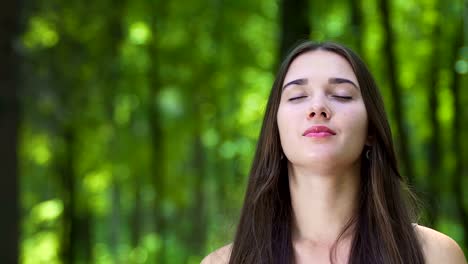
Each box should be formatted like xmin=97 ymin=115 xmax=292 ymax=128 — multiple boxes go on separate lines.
xmin=201 ymin=243 xmax=233 ymax=264
xmin=414 ymin=224 xmax=467 ymax=264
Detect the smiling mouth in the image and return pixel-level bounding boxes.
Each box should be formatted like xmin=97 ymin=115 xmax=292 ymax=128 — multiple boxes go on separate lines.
xmin=303 ymin=125 xmax=336 ymax=138
xmin=304 ymin=132 xmax=334 ymax=138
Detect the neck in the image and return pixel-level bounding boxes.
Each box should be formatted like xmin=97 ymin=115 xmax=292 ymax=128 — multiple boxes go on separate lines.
xmin=289 ymin=163 xmax=361 ymax=246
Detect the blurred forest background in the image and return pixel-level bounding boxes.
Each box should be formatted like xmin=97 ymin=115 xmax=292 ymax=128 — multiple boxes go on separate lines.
xmin=1 ymin=0 xmax=467 ymax=263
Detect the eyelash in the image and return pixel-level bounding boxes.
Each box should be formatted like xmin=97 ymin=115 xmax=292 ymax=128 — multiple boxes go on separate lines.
xmin=332 ymin=95 xmax=352 ymax=100
xmin=288 ymin=96 xmax=307 ymax=101
xmin=288 ymin=95 xmax=352 ymax=101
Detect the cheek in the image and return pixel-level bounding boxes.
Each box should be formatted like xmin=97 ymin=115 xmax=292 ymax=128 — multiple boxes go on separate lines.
xmin=276 ymin=106 xmax=298 ymax=146
xmin=344 ymin=107 xmax=368 ymax=139
xmin=276 ymin=107 xmax=288 ymax=141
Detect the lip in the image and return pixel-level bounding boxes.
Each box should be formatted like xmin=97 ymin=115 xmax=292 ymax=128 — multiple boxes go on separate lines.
xmin=303 ymin=125 xmax=337 ymax=137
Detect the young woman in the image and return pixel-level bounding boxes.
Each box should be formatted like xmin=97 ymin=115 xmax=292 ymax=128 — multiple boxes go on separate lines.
xmin=202 ymin=41 xmax=467 ymax=264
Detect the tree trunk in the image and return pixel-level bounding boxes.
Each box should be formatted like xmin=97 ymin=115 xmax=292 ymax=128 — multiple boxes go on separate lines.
xmin=103 ymin=2 xmax=125 ymax=260
xmin=190 ymin=133 xmax=207 ymax=255
xmin=451 ymin=18 xmax=468 ymax=250
xmin=131 ymin=176 xmax=142 ymax=247
xmin=60 ymin=125 xmax=77 ymax=264
xmin=350 ymin=0 xmax=363 ymax=54
xmin=426 ymin=10 xmax=442 ymax=227
xmin=53 ymin=30 xmax=93 ymax=263
xmin=148 ymin=69 xmax=166 ymax=263
xmin=378 ymin=0 xmax=414 ymax=183
xmin=110 ymin=181 xmax=121 ymax=263
xmin=57 ymin=102 xmax=93 ymax=264
xmin=279 ymin=0 xmax=310 ymax=60
xmin=148 ymin=3 xmax=168 ymax=261
xmin=0 ymin=0 xmax=21 ymax=262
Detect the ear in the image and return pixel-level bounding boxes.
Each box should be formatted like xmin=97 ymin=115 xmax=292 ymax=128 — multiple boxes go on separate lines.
xmin=365 ymin=126 xmax=375 ymax=146
xmin=365 ymin=134 xmax=374 ymax=147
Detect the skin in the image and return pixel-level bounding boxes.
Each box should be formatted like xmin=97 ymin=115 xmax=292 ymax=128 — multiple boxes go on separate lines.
xmin=277 ymin=50 xmax=368 ymax=263
xmin=201 ymin=227 xmax=468 ymax=264
xmin=201 ymin=51 xmax=467 ymax=264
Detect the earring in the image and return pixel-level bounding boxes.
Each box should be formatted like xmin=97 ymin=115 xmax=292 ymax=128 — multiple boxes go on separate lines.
xmin=280 ymin=153 xmax=284 ymax=160
xmin=366 ymin=149 xmax=371 ymax=160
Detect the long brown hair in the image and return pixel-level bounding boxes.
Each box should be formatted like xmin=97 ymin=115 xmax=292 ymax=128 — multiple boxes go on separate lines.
xmin=228 ymin=41 xmax=425 ymax=264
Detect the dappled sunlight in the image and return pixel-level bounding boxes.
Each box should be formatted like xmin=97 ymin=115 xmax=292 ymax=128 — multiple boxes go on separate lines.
xmin=5 ymin=0 xmax=466 ymax=263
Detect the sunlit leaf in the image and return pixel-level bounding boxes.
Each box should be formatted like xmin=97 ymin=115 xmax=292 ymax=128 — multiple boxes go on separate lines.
xmin=22 ymin=232 xmax=60 ymax=264
xmin=30 ymin=199 xmax=63 ymax=223
xmin=22 ymin=16 xmax=59 ymax=49
xmin=129 ymin=21 xmax=151 ymax=45
xmin=455 ymin=60 xmax=468 ymax=74
xmin=25 ymin=133 xmax=52 ymax=166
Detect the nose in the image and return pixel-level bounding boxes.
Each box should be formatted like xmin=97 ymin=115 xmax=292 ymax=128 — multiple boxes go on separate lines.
xmin=307 ymin=100 xmax=331 ymax=120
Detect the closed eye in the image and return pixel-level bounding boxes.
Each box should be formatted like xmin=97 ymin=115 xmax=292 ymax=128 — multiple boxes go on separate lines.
xmin=332 ymin=95 xmax=352 ymax=100
xmin=288 ymin=96 xmax=307 ymax=101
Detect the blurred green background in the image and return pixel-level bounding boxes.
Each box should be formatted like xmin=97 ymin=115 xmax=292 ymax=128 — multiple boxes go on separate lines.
xmin=1 ymin=0 xmax=467 ymax=263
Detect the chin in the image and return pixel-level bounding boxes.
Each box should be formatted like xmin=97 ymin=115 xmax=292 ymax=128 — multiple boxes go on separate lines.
xmin=289 ymin=154 xmax=338 ymax=166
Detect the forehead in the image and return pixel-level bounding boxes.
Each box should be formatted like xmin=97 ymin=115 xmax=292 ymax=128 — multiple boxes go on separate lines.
xmin=283 ymin=50 xmax=358 ymax=86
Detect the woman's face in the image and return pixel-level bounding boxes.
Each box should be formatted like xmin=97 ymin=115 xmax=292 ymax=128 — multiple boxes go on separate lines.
xmin=277 ymin=50 xmax=369 ymax=169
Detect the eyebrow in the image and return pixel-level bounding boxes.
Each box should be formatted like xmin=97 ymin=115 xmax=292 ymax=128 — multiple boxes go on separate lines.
xmin=282 ymin=77 xmax=359 ymax=90
xmin=328 ymin=77 xmax=359 ymax=90
xmin=282 ymin=78 xmax=308 ymax=90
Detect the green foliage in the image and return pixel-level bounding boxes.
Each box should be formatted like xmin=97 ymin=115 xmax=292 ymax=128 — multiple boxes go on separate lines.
xmin=18 ymin=0 xmax=467 ymax=262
